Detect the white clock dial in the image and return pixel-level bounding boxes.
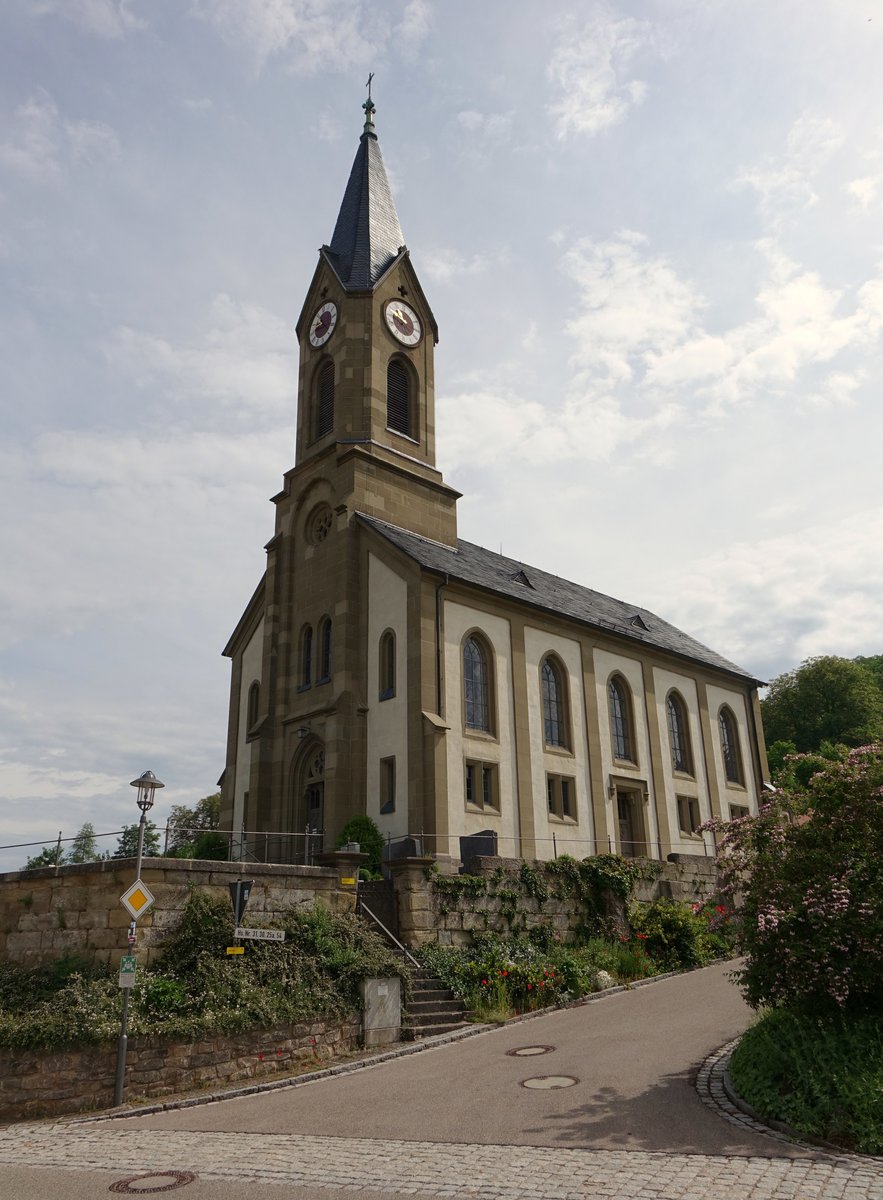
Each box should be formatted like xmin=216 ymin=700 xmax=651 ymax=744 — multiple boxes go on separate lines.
xmin=309 ymin=301 xmax=338 ymax=348
xmin=385 ymin=300 xmax=422 ymax=347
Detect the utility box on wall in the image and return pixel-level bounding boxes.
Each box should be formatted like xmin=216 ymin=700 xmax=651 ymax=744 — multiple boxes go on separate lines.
xmin=360 ymin=976 xmax=401 ymax=1048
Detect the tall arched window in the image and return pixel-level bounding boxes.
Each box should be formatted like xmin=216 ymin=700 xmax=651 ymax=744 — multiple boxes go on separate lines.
xmin=314 ymin=359 xmax=334 ymax=440
xmin=608 ymin=676 xmax=634 ymax=762
xmin=318 ymin=617 xmax=332 ymax=683
xmin=386 ymin=357 xmax=413 ymax=437
xmin=246 ymin=680 xmax=260 ymax=732
xmin=719 ymin=707 xmax=744 ymax=785
xmin=541 ymin=656 xmax=568 ymax=748
xmin=300 ymin=625 xmax=313 ymax=688
xmin=666 ymin=692 xmax=692 ymax=774
xmin=463 ymin=635 xmax=492 ymax=733
xmin=379 ymin=630 xmax=396 ymax=699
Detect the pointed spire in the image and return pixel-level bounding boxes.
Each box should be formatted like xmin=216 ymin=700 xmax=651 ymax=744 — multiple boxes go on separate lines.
xmin=323 ymin=81 xmax=406 ymax=292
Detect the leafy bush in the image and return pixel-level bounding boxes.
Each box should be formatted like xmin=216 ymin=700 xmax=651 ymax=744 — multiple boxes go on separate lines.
xmin=336 ymin=815 xmax=385 ymax=876
xmin=708 ymin=743 xmax=883 ymax=1016
xmin=629 ymin=898 xmax=736 ymax=971
xmin=730 ymin=1007 xmax=883 ymax=1154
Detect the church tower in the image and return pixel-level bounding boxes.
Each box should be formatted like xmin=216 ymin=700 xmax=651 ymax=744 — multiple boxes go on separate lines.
xmin=221 ymin=91 xmax=459 ymax=859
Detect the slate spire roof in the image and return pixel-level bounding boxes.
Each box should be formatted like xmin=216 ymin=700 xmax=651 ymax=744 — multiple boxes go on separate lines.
xmin=322 ymin=95 xmax=405 ymax=292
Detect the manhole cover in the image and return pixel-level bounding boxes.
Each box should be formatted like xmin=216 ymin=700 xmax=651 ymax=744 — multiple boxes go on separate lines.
xmin=507 ymin=1045 xmax=555 ymax=1057
xmin=109 ymin=1172 xmax=196 ymax=1194
xmin=521 ymin=1075 xmax=578 ymax=1090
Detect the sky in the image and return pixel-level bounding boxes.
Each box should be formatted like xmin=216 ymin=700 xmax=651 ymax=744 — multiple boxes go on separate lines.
xmin=1 ymin=0 xmax=881 ymax=869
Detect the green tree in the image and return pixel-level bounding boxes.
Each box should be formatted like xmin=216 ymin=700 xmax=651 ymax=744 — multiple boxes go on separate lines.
xmin=24 ymin=844 xmax=66 ymax=869
xmin=68 ymin=822 xmax=99 ymax=864
xmin=114 ymin=820 xmax=161 ymax=859
xmin=165 ymin=793 xmax=226 ymax=860
xmin=761 ymin=655 xmax=883 ymax=753
xmin=336 ymin=815 xmax=384 ymax=876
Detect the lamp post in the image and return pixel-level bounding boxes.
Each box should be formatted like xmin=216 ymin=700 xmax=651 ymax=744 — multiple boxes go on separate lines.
xmin=113 ymin=769 xmax=164 ymax=1107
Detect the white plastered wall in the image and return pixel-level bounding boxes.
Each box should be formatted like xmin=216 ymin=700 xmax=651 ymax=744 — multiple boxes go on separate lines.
xmin=652 ymin=667 xmax=714 ymax=856
xmin=593 ymin=648 xmax=660 ymax=854
xmin=706 ymin=684 xmax=758 ymax=817
xmin=524 ymin=626 xmax=594 ymax=859
xmin=443 ymin=601 xmax=519 ymax=858
xmin=366 ymin=553 xmax=408 ymax=841
xmin=232 ymin=616 xmax=264 ymax=847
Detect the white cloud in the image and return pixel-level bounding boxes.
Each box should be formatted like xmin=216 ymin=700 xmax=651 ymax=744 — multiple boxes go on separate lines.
xmin=734 ymin=115 xmax=843 ymax=227
xmin=396 ymin=0 xmax=431 ymax=52
xmin=457 ymin=110 xmax=513 ymax=142
xmin=546 ymin=7 xmax=658 ymax=139
xmin=103 ymin=293 xmax=296 ymax=417
xmin=191 ymin=0 xmax=380 ymax=72
xmin=422 ymin=247 xmax=497 ymax=285
xmin=0 ymin=89 xmax=120 ymax=182
xmin=663 ymin=507 xmax=883 ymax=682
xmin=28 ymin=0 xmax=145 ymax=39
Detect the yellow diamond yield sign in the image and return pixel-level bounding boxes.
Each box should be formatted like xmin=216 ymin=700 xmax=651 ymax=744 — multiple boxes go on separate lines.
xmin=121 ymin=880 xmax=155 ymax=919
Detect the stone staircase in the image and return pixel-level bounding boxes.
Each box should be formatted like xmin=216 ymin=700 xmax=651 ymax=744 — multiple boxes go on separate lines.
xmin=403 ymin=967 xmax=473 ymax=1039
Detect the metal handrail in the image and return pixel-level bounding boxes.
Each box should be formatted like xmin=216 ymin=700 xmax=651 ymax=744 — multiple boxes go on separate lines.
xmin=358 ymin=900 xmax=421 ymax=969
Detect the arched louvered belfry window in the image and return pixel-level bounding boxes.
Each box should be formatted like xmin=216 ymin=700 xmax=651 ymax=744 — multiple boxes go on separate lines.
xmin=314 ymin=359 xmax=334 ymax=440
xmin=386 ymin=357 xmax=413 ymax=437
xmin=541 ymin=656 xmax=568 ymax=749
xmin=608 ymin=675 xmax=634 ymax=762
xmin=666 ymin=692 xmax=692 ymax=774
xmin=463 ymin=634 xmax=493 ymax=733
xmin=246 ymin=680 xmax=260 ymax=732
xmin=719 ymin=706 xmax=744 ymax=785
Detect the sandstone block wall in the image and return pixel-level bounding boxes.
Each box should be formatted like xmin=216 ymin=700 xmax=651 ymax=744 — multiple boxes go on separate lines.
xmin=0 ymin=1015 xmax=360 ymax=1122
xmin=0 ymin=857 xmax=358 ymax=968
xmin=389 ymin=853 xmax=720 ymax=948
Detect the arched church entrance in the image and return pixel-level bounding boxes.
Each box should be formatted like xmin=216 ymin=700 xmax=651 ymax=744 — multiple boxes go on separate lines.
xmin=289 ymin=740 xmax=326 ymax=864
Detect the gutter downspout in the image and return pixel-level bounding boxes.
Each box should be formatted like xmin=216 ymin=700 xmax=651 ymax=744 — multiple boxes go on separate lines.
xmin=435 ymin=574 xmax=448 ymax=716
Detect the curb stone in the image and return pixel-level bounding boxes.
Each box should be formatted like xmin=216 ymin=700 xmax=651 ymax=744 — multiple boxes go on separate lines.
xmin=697 ymin=1037 xmax=883 ymax=1171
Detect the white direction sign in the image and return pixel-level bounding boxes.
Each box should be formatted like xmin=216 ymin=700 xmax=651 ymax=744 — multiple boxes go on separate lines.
xmin=120 ymin=880 xmax=155 ymax=920
xmin=234 ymin=927 xmax=285 ymax=942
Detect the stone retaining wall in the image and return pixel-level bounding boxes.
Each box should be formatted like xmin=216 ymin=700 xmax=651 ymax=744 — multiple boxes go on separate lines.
xmin=0 ymin=1015 xmax=360 ymax=1122
xmin=0 ymin=856 xmax=359 ymax=968
xmin=389 ymin=853 xmax=720 ymax=948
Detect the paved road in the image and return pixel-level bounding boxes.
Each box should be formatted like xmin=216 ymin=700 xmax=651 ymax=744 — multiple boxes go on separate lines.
xmin=1 ymin=962 xmax=881 ymax=1199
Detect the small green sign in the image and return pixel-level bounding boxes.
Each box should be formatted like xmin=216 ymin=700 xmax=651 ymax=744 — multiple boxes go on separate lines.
xmin=120 ymin=955 xmax=137 ymax=973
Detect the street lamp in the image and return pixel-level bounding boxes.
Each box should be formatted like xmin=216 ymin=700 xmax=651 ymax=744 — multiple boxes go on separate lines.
xmin=113 ymin=769 xmax=164 ymax=1107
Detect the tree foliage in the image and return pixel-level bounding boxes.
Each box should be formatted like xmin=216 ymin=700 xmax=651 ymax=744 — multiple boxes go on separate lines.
xmin=335 ymin=815 xmax=385 ymax=875
xmin=165 ymin=793 xmax=227 ymax=860
xmin=68 ymin=822 xmax=99 ymax=864
xmin=709 ymin=744 xmax=883 ymax=1016
xmin=761 ymin=655 xmax=883 ymax=753
xmin=114 ymin=820 xmax=161 ymax=859
xmin=24 ymin=843 xmax=66 ymax=870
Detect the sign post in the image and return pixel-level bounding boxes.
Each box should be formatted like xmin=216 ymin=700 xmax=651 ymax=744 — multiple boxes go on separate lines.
xmin=227 ymin=880 xmax=254 ymax=955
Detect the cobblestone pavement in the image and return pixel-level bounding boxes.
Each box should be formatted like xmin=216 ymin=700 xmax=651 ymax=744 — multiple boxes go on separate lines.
xmin=0 ymin=1119 xmax=882 ymax=1199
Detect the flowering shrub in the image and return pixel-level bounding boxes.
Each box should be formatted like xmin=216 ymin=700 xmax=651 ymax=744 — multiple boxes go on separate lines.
xmin=707 ymin=743 xmax=883 ymax=1015
xmin=629 ymin=898 xmax=736 ymax=972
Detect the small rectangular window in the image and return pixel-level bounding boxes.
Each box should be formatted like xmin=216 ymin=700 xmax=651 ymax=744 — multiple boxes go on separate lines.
xmin=546 ymin=774 xmax=577 ymax=822
xmin=465 ymin=759 xmax=498 ymax=812
xmin=729 ymin=804 xmax=750 ymax=821
xmin=380 ymin=757 xmax=396 ymax=815
xmin=677 ymin=795 xmax=701 ymax=836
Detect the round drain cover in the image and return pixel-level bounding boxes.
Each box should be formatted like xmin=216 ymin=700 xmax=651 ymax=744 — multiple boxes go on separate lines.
xmin=109 ymin=1172 xmax=196 ymax=1194
xmin=521 ymin=1075 xmax=578 ymax=1090
xmin=507 ymin=1045 xmax=554 ymax=1057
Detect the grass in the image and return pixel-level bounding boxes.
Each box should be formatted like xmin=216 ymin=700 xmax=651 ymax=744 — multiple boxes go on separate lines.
xmin=729 ymin=1006 xmax=883 ymax=1155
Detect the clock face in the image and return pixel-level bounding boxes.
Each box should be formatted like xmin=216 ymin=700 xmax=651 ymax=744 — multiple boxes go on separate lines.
xmin=385 ymin=300 xmax=422 ymax=347
xmin=309 ymin=301 xmax=338 ymax=348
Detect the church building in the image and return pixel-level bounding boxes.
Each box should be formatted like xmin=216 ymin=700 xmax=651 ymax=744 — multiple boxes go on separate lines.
xmin=219 ymin=94 xmax=768 ymax=869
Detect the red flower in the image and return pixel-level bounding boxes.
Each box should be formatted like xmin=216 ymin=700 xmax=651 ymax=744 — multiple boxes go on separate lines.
xmin=481 ymin=979 xmax=488 ymax=986
xmin=527 ymin=984 xmax=533 ymax=990
xmin=636 ymin=933 xmax=648 ymax=940
xmin=502 ymin=970 xmax=508 ymax=976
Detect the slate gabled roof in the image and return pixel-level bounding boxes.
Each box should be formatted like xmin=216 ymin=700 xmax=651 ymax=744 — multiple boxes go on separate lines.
xmin=358 ymin=513 xmax=759 ymax=684
xmin=323 ymin=128 xmax=405 ymax=292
